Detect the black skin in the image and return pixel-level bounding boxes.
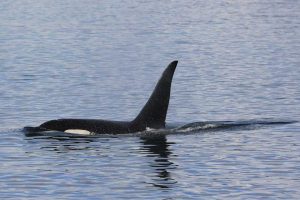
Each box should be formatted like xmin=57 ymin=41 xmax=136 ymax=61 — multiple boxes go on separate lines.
xmin=25 ymin=61 xmax=178 ymax=134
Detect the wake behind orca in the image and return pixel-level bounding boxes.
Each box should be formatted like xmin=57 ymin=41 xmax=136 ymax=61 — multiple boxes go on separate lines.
xmin=24 ymin=61 xmax=178 ymax=135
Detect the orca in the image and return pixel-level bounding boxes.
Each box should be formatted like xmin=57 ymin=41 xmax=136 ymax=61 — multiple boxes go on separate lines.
xmin=24 ymin=61 xmax=178 ymax=135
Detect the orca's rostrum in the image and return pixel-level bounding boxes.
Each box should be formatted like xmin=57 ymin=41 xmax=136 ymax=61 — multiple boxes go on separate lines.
xmin=24 ymin=61 xmax=178 ymax=135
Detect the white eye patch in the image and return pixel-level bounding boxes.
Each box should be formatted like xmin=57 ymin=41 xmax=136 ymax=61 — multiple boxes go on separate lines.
xmin=64 ymin=129 xmax=91 ymax=135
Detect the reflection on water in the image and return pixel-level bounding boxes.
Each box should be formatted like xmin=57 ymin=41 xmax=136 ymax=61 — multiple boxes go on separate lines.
xmin=0 ymin=122 xmax=299 ymax=199
xmin=140 ymin=135 xmax=177 ymax=189
xmin=39 ymin=138 xmax=97 ymax=152
xmin=25 ymin=133 xmax=179 ymax=189
xmin=21 ymin=118 xmax=297 ymax=193
xmin=24 ymin=135 xmax=117 ymax=155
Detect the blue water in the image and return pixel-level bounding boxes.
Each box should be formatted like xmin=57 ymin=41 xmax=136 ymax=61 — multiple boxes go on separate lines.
xmin=1 ymin=0 xmax=300 ymax=199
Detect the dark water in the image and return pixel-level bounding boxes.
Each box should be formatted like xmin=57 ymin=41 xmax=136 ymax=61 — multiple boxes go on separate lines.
xmin=1 ymin=0 xmax=300 ymax=199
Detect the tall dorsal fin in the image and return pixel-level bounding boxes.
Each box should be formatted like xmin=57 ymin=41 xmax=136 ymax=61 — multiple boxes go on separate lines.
xmin=130 ymin=61 xmax=178 ymax=130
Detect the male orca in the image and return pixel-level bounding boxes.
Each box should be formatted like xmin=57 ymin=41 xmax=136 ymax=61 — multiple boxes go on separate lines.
xmin=24 ymin=61 xmax=178 ymax=135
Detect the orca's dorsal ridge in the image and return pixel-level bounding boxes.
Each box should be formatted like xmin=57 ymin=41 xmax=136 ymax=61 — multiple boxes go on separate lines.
xmin=130 ymin=60 xmax=178 ymax=131
xmin=24 ymin=61 xmax=178 ymax=135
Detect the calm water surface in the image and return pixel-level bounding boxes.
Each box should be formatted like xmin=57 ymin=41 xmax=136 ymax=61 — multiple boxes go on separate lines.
xmin=0 ymin=0 xmax=300 ymax=199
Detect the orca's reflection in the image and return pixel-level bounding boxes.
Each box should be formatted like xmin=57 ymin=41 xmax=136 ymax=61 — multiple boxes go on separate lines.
xmin=140 ymin=134 xmax=177 ymax=189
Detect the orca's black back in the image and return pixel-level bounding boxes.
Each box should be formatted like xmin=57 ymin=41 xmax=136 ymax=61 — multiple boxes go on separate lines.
xmin=40 ymin=119 xmax=130 ymax=134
